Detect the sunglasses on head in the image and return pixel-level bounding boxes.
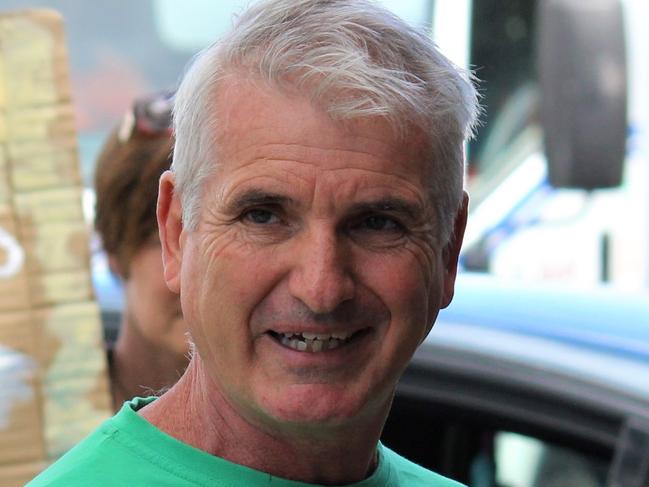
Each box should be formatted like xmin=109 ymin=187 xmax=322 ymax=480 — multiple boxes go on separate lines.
xmin=118 ymin=91 xmax=174 ymax=143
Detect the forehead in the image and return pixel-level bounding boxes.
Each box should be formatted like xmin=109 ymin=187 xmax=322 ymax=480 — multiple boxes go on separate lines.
xmin=211 ymin=76 xmax=431 ymax=182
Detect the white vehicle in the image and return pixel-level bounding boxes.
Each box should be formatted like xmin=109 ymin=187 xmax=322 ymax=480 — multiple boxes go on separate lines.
xmin=430 ymin=0 xmax=648 ymax=290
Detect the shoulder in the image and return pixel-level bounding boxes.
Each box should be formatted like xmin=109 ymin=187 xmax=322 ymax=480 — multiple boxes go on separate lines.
xmin=27 ymin=398 xmax=158 ymax=486
xmin=27 ymin=397 xmax=227 ymax=486
xmin=380 ymin=444 xmax=466 ymax=487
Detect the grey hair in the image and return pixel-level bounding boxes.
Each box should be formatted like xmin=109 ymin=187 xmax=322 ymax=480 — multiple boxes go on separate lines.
xmin=172 ymin=0 xmax=480 ymax=243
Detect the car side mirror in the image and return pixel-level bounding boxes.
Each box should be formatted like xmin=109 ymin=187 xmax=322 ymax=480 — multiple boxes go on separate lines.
xmin=537 ymin=0 xmax=627 ymax=189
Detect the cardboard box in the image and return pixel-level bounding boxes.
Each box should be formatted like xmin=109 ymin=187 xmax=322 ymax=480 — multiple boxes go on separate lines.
xmin=0 ymin=149 xmax=9 ymax=207
xmin=6 ymin=104 xmax=76 ymax=144
xmin=33 ymin=302 xmax=111 ymax=458
xmin=0 ymin=10 xmax=70 ymax=109
xmin=0 ymin=461 xmax=49 ymax=487
xmin=0 ymin=215 xmax=30 ymax=312
xmin=7 ymin=137 xmax=80 ymax=192
xmin=0 ymin=9 xmax=112 ymax=481
xmin=22 ymin=220 xmax=89 ymax=274
xmin=0 ymin=357 xmax=44 ymax=465
xmin=13 ymin=187 xmax=84 ymax=229
xmin=0 ymin=310 xmax=44 ymax=464
xmin=28 ymin=269 xmax=94 ymax=307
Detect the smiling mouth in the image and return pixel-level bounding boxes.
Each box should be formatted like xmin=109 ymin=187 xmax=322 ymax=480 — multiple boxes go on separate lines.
xmin=267 ymin=330 xmax=368 ymax=352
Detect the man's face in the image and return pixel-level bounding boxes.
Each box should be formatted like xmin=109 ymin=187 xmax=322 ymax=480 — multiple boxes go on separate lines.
xmin=162 ymin=77 xmax=466 ymax=433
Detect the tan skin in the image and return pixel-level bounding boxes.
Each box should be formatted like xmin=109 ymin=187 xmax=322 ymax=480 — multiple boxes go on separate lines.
xmin=109 ymin=242 xmax=188 ymax=410
xmin=143 ymin=76 xmax=468 ymax=485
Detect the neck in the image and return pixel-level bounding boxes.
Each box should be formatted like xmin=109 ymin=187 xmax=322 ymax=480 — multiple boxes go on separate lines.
xmin=110 ymin=311 xmax=187 ymax=410
xmin=139 ymin=355 xmax=390 ymax=485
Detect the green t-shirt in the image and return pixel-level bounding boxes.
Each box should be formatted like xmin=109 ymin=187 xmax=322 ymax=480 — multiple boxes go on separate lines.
xmin=28 ymin=397 xmax=464 ymax=486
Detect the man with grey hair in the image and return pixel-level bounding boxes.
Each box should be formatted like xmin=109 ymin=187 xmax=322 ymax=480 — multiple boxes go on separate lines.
xmin=30 ymin=0 xmax=478 ymax=485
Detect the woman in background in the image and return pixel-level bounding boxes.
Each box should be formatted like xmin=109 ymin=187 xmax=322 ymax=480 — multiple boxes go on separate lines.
xmin=94 ymin=92 xmax=188 ymax=410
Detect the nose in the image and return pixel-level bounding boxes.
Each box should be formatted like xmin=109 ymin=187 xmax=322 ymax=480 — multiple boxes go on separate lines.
xmin=288 ymin=228 xmax=355 ymax=314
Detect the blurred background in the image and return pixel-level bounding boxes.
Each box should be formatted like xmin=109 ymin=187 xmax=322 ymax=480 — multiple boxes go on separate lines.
xmin=2 ymin=0 xmax=647 ymax=303
xmin=1 ymin=1 xmax=648 ymax=486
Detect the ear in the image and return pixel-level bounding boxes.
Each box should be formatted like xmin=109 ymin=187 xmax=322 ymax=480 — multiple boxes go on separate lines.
xmin=157 ymin=170 xmax=183 ymax=293
xmin=440 ymin=191 xmax=468 ymax=309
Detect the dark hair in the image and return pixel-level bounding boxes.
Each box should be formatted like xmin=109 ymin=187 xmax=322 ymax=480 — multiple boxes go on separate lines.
xmin=94 ymin=124 xmax=173 ymax=279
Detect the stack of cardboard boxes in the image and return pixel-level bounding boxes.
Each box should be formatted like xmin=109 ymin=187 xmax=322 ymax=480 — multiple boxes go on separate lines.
xmin=0 ymin=9 xmax=112 ymax=486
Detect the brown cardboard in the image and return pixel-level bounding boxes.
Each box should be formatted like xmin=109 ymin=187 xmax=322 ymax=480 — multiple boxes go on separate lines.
xmin=0 ymin=148 xmax=9 ymax=208
xmin=33 ymin=302 xmax=110 ymax=458
xmin=0 ymin=310 xmax=44 ymax=465
xmin=0 ymin=215 xmax=30 ymax=312
xmin=0 ymin=10 xmax=70 ymax=108
xmin=22 ymin=220 xmax=89 ymax=274
xmin=0 ymin=45 xmax=5 ymax=110
xmin=0 ymin=310 xmax=37 ymax=361
xmin=0 ymin=8 xmax=112 ymax=479
xmin=7 ymin=138 xmax=80 ymax=191
xmin=13 ymin=187 xmax=84 ymax=229
xmin=0 ymin=461 xmax=49 ymax=487
xmin=6 ymin=104 xmax=76 ymax=143
xmin=0 ymin=271 xmax=31 ymax=312
xmin=28 ymin=269 xmax=94 ymax=307
xmin=0 ymin=370 xmax=44 ymax=465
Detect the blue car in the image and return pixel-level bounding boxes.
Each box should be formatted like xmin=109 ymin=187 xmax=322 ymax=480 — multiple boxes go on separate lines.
xmin=382 ymin=273 xmax=649 ymax=487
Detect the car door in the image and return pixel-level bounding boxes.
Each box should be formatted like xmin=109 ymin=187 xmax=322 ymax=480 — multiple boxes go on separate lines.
xmin=381 ymin=328 xmax=649 ymax=486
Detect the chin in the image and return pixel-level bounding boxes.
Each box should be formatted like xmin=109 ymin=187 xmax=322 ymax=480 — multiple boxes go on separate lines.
xmin=259 ymin=383 xmax=386 ymax=431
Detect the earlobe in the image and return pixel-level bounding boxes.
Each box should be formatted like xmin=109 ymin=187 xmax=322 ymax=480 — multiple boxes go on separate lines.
xmin=441 ymin=191 xmax=468 ymax=309
xmin=157 ymin=170 xmax=183 ymax=293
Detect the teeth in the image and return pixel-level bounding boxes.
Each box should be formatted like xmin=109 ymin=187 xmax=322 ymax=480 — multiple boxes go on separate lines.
xmin=276 ymin=330 xmax=356 ymax=352
xmin=327 ymin=340 xmax=340 ymax=350
xmin=332 ymin=331 xmax=352 ymax=340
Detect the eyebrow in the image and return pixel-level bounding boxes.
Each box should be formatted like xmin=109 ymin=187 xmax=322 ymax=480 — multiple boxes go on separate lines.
xmin=226 ymin=189 xmax=294 ymax=214
xmin=348 ymin=197 xmax=422 ymax=220
xmin=226 ymin=189 xmax=422 ymax=220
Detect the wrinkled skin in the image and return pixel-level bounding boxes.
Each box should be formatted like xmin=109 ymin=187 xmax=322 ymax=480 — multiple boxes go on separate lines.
xmin=154 ymin=76 xmax=467 ymax=481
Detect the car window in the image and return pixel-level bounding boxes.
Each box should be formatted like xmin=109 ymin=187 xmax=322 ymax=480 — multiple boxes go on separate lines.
xmin=485 ymin=431 xmax=607 ymax=487
xmin=381 ymin=391 xmax=615 ymax=486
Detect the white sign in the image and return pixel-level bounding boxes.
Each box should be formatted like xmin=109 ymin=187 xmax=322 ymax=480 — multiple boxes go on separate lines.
xmin=0 ymin=225 xmax=24 ymax=279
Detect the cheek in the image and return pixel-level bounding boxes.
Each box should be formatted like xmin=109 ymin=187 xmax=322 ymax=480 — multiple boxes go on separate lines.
xmin=363 ymin=249 xmax=443 ymax=337
xmin=180 ymin=237 xmax=282 ymax=345
xmin=384 ymin=270 xmax=433 ymax=325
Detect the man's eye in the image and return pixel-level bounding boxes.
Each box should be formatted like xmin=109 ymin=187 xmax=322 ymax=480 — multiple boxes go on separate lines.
xmin=242 ymin=208 xmax=279 ymax=224
xmin=361 ymin=215 xmax=403 ymax=232
xmin=348 ymin=213 xmax=407 ymax=247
